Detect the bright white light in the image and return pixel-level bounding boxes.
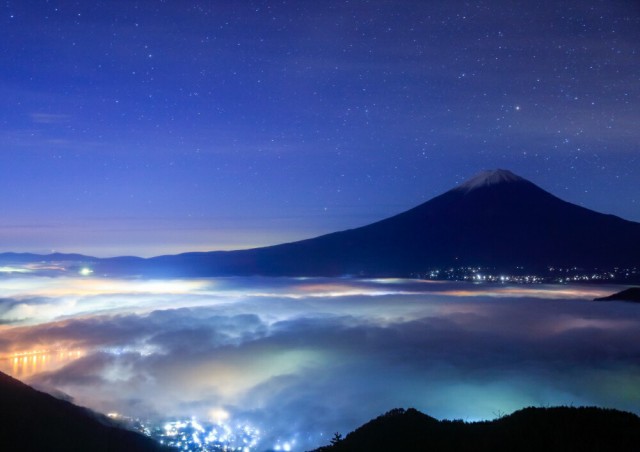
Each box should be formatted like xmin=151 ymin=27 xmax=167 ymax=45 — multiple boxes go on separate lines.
xmin=143 ymin=414 xmax=261 ymax=451
xmin=79 ymin=267 xmax=93 ymax=276
xmin=210 ymin=408 xmax=230 ymax=423
xmin=0 ymin=266 xmax=32 ymax=273
xmin=192 ymin=418 xmax=204 ymax=432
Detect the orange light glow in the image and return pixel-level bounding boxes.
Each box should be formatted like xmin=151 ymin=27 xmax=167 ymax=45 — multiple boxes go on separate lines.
xmin=0 ymin=348 xmax=86 ymax=379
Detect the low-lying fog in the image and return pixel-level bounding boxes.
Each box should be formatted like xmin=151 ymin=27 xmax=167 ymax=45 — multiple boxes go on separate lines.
xmin=1 ymin=273 xmax=638 ymax=450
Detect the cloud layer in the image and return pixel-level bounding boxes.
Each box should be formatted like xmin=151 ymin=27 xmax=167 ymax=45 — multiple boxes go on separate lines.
xmin=0 ymin=275 xmax=638 ymax=450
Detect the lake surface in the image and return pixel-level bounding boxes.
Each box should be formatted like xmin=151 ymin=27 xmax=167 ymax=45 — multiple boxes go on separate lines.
xmin=1 ymin=275 xmax=638 ymax=451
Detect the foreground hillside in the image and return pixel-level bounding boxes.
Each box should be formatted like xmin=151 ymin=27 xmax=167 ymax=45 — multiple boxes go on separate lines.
xmin=0 ymin=371 xmax=169 ymax=452
xmin=315 ymin=406 xmax=640 ymax=452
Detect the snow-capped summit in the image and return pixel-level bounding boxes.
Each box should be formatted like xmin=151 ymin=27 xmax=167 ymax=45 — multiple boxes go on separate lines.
xmin=454 ymin=169 xmax=525 ymax=192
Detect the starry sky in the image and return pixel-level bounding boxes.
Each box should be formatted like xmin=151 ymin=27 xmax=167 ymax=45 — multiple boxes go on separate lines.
xmin=1 ymin=0 xmax=639 ymax=257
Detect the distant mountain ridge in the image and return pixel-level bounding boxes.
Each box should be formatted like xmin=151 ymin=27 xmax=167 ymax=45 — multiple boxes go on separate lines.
xmin=2 ymin=169 xmax=640 ymax=278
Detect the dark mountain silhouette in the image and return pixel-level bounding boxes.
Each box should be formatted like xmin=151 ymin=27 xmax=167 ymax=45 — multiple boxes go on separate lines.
xmin=0 ymin=371 xmax=169 ymax=451
xmin=98 ymin=169 xmax=640 ymax=277
xmin=3 ymin=169 xmax=639 ymax=277
xmin=313 ymin=406 xmax=640 ymax=452
xmin=0 ymin=252 xmax=92 ymax=263
xmin=595 ymin=287 xmax=640 ymax=302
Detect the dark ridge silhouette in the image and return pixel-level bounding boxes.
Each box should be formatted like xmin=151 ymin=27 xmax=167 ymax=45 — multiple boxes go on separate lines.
xmin=0 ymin=371 xmax=170 ymax=452
xmin=0 ymin=252 xmax=92 ymax=262
xmin=2 ymin=169 xmax=640 ymax=278
xmin=313 ymin=406 xmax=640 ymax=452
xmin=594 ymin=287 xmax=640 ymax=302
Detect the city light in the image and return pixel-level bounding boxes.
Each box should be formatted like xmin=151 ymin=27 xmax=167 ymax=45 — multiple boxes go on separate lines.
xmin=411 ymin=265 xmax=639 ymax=284
xmin=1 ymin=348 xmax=86 ymax=378
xmin=131 ymin=415 xmax=261 ymax=451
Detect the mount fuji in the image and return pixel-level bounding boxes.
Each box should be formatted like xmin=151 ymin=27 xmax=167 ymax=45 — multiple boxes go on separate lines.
xmin=85 ymin=169 xmax=640 ymax=277
xmin=2 ymin=169 xmax=639 ymax=278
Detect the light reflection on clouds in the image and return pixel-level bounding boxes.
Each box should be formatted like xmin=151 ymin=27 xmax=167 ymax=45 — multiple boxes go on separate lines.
xmin=435 ymin=286 xmax=612 ymax=299
xmin=0 ymin=274 xmax=638 ymax=450
xmin=0 ymin=276 xmax=211 ymax=299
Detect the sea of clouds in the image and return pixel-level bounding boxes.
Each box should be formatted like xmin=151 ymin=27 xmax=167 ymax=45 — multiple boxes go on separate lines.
xmin=1 ymin=274 xmax=639 ymax=450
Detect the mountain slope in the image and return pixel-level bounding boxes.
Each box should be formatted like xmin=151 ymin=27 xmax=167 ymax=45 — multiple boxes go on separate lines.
xmin=111 ymin=169 xmax=640 ymax=277
xmin=4 ymin=169 xmax=639 ymax=277
xmin=0 ymin=371 xmax=169 ymax=451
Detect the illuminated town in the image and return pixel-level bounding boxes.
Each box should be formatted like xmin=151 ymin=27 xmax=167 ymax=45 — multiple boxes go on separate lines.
xmin=108 ymin=412 xmax=301 ymax=452
xmin=0 ymin=347 xmax=299 ymax=451
xmin=414 ymin=266 xmax=639 ymax=284
xmin=1 ymin=349 xmax=86 ymax=379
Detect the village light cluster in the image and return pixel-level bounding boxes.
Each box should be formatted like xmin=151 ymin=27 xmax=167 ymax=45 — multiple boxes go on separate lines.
xmin=415 ymin=266 xmax=639 ymax=284
xmin=124 ymin=415 xmax=262 ymax=452
xmin=107 ymin=412 xmax=302 ymax=452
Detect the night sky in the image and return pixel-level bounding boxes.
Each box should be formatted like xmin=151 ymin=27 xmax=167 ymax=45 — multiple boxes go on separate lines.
xmin=2 ymin=1 xmax=639 ymax=257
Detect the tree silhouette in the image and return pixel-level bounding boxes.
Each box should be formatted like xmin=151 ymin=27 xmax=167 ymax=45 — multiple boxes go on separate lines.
xmin=330 ymin=432 xmax=343 ymax=445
